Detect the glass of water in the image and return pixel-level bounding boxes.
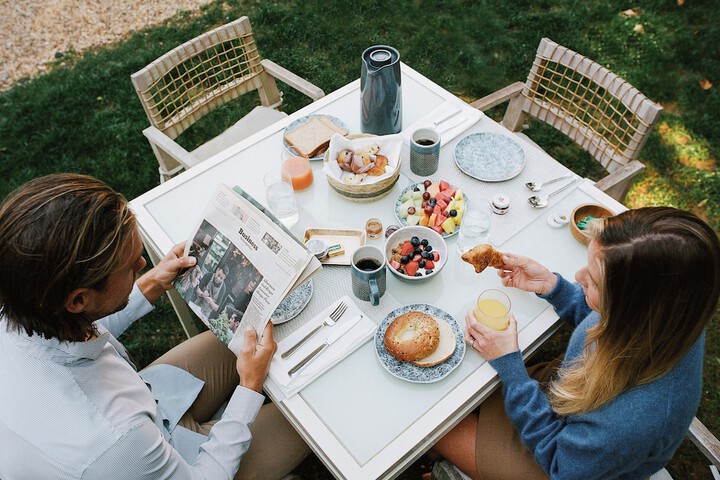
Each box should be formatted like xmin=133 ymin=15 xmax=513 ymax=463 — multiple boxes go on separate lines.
xmin=263 ymin=169 xmax=299 ymax=229
xmin=456 ymin=201 xmax=492 ymax=254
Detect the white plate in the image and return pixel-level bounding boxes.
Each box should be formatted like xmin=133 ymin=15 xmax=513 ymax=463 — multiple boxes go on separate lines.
xmin=454 ymin=132 xmax=525 ymax=182
xmin=271 ymin=279 xmax=313 ymax=324
xmin=374 ymin=304 xmax=465 ymax=383
xmin=394 ymin=182 xmax=466 ymax=238
xmin=283 ymin=114 xmax=349 ymax=161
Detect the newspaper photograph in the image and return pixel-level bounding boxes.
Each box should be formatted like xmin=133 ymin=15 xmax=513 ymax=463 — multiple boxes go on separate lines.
xmin=175 ymin=183 xmax=320 ymax=354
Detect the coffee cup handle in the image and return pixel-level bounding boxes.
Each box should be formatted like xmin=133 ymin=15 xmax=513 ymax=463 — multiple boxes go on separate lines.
xmin=369 ymin=278 xmax=379 ymax=306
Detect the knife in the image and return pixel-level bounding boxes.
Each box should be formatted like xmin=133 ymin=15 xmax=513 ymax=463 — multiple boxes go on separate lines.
xmin=287 ymin=315 xmax=363 ymax=377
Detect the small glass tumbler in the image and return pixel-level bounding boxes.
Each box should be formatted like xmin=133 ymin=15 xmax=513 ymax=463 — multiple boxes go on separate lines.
xmin=281 ymin=150 xmax=313 ymax=191
xmin=263 ymin=169 xmax=299 ymax=228
xmin=473 ymin=289 xmax=511 ymax=331
xmin=456 ymin=201 xmax=492 ymax=254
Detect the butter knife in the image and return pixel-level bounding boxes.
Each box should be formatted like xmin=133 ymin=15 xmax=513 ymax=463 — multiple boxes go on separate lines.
xmin=431 ymin=107 xmax=462 ymax=129
xmin=287 ymin=315 xmax=363 ymax=377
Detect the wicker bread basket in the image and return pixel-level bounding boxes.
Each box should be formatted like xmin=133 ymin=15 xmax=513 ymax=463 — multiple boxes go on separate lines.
xmin=323 ymin=134 xmax=401 ymax=203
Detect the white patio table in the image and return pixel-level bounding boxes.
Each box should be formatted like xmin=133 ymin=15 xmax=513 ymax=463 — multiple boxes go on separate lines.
xmin=129 ymin=63 xmax=624 ymax=479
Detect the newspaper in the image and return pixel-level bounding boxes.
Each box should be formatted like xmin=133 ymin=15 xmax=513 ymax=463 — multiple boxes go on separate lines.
xmin=174 ymin=183 xmax=321 ymax=354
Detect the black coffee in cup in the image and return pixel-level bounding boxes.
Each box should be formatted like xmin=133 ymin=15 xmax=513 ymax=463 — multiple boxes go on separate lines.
xmin=355 ymin=258 xmax=381 ymax=271
xmin=416 ymin=138 xmax=436 ymax=146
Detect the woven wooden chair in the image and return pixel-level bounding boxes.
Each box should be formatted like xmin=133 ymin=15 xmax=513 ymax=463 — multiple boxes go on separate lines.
xmin=471 ymin=38 xmax=663 ymax=202
xmin=131 ymin=16 xmax=325 ymax=183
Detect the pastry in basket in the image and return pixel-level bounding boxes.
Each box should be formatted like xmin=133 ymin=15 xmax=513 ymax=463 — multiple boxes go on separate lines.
xmin=461 ymin=244 xmax=505 ymax=273
xmin=336 ymin=143 xmax=388 ymax=175
xmin=384 ymin=311 xmax=456 ymax=367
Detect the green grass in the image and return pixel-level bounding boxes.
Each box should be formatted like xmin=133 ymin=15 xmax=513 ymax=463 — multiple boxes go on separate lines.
xmin=1 ymin=0 xmax=718 ymax=478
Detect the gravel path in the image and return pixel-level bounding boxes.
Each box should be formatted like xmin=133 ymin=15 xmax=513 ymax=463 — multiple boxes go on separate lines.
xmin=0 ymin=0 xmax=212 ymax=91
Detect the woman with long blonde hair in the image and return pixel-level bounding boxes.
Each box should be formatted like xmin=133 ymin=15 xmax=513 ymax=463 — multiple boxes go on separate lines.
xmin=432 ymin=207 xmax=720 ymax=479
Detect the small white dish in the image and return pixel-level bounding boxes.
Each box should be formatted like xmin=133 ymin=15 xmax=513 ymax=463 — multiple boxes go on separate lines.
xmin=547 ymin=212 xmax=570 ymax=228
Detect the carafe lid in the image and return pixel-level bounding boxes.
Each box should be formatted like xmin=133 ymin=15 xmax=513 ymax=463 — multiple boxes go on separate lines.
xmin=369 ymin=49 xmax=393 ymax=67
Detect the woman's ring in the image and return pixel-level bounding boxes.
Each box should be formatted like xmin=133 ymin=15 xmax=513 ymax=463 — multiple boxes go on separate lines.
xmin=470 ymin=337 xmax=476 ymax=349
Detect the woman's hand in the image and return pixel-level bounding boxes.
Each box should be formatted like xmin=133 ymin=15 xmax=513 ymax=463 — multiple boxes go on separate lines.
xmin=497 ymin=252 xmax=557 ymax=295
xmin=237 ymin=322 xmax=277 ymax=392
xmin=138 ymin=242 xmax=196 ymax=302
xmin=465 ymin=311 xmax=519 ymax=361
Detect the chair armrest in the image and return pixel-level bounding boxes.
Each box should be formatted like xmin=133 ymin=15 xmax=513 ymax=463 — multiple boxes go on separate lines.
xmin=142 ymin=126 xmax=201 ymax=170
xmin=688 ymin=417 xmax=720 ymax=469
xmin=594 ymin=160 xmax=644 ymax=201
xmin=470 ymin=82 xmax=525 ymax=111
xmin=261 ymin=59 xmax=325 ymax=101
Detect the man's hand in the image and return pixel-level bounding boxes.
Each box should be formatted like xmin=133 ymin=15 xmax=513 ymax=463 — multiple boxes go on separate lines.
xmin=137 ymin=242 xmax=196 ymax=303
xmin=237 ymin=322 xmax=277 ymax=392
xmin=465 ymin=311 xmax=519 ymax=361
xmin=497 ymin=253 xmax=557 ymax=295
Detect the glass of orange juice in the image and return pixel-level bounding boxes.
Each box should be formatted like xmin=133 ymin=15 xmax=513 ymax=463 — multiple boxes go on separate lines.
xmin=473 ymin=289 xmax=511 ymax=331
xmin=281 ymin=150 xmax=314 ymax=191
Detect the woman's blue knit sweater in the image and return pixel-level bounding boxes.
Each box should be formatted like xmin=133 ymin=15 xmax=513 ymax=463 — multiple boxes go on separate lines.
xmin=489 ymin=275 xmax=704 ymax=479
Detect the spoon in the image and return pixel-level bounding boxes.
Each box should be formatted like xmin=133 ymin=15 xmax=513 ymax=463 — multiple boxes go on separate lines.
xmin=525 ymin=173 xmax=572 ymax=191
xmin=528 ymin=178 xmax=580 ymax=208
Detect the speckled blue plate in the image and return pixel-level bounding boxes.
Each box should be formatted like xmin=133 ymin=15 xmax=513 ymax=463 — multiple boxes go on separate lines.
xmin=283 ymin=114 xmax=349 ymax=160
xmin=454 ymin=132 xmax=525 ymax=182
xmin=271 ymin=279 xmax=313 ymax=325
xmin=375 ymin=304 xmax=465 ymax=383
xmin=393 ymin=182 xmax=467 ymax=238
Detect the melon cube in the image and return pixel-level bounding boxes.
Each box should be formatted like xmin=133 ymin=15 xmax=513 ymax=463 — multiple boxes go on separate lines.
xmin=406 ymin=214 xmax=421 ymax=226
xmin=441 ymin=217 xmax=456 ymax=234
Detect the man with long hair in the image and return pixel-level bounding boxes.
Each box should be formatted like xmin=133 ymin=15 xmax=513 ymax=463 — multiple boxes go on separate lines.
xmin=0 ymin=174 xmax=308 ymax=479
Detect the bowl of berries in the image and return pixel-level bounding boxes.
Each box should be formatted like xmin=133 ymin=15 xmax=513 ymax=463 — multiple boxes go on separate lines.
xmin=385 ymin=226 xmax=447 ymax=282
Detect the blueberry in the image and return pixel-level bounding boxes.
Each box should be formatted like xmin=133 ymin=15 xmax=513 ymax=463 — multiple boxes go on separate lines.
xmin=421 ymin=251 xmax=430 ymax=259
xmin=414 ymin=248 xmax=423 ymax=255
xmin=429 ymin=198 xmax=437 ymax=207
xmin=415 ymin=272 xmax=423 ymax=277
xmin=424 ymin=245 xmax=433 ymax=252
xmin=419 ymin=259 xmax=426 ymax=268
xmin=420 ymin=239 xmax=429 ymax=247
xmin=449 ymin=209 xmax=457 ymax=217
xmin=400 ymin=255 xmax=409 ymax=264
xmin=411 ymin=236 xmax=420 ymax=246
xmin=413 ymin=186 xmax=420 ymax=192
xmin=425 ymin=270 xmax=433 ymax=275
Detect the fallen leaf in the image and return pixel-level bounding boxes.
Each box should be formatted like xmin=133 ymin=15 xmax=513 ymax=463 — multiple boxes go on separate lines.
xmin=620 ymin=8 xmax=641 ymax=18
xmin=699 ymin=79 xmax=713 ymax=90
xmin=633 ymin=23 xmax=645 ymax=34
xmin=697 ymin=198 xmax=709 ymax=208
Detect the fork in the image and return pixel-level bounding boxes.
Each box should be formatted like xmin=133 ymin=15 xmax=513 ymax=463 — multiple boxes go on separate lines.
xmin=280 ymin=302 xmax=348 ymax=359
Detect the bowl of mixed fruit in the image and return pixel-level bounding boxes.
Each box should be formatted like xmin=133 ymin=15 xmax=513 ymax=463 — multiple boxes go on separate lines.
xmin=395 ymin=178 xmax=466 ymax=237
xmin=385 ymin=226 xmax=447 ymax=282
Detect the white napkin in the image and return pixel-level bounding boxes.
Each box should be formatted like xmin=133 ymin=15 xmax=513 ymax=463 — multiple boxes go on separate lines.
xmin=322 ymin=133 xmax=403 ymax=185
xmin=268 ymin=296 xmax=376 ymax=397
xmin=402 ymin=99 xmax=484 ymax=146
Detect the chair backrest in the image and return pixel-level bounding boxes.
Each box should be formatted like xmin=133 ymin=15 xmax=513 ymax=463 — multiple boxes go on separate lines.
xmin=131 ymin=16 xmax=282 ymax=140
xmin=512 ymin=38 xmax=663 ymax=173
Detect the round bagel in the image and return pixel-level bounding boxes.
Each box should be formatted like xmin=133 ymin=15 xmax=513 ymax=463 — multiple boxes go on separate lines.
xmin=384 ymin=311 xmax=440 ymax=362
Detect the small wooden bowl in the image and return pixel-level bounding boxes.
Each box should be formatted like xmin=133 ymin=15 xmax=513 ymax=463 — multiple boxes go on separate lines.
xmin=570 ymin=204 xmax=613 ymax=245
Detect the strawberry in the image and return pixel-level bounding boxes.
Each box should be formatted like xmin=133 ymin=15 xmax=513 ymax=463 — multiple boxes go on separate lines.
xmin=401 ymin=242 xmax=414 ymax=256
xmin=412 ymin=254 xmax=422 ymax=262
xmin=424 ymin=260 xmax=435 ymax=270
xmin=433 ymin=251 xmax=440 ymax=262
xmin=405 ymin=261 xmax=419 ymax=276
xmin=389 ymin=259 xmax=401 ymax=270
